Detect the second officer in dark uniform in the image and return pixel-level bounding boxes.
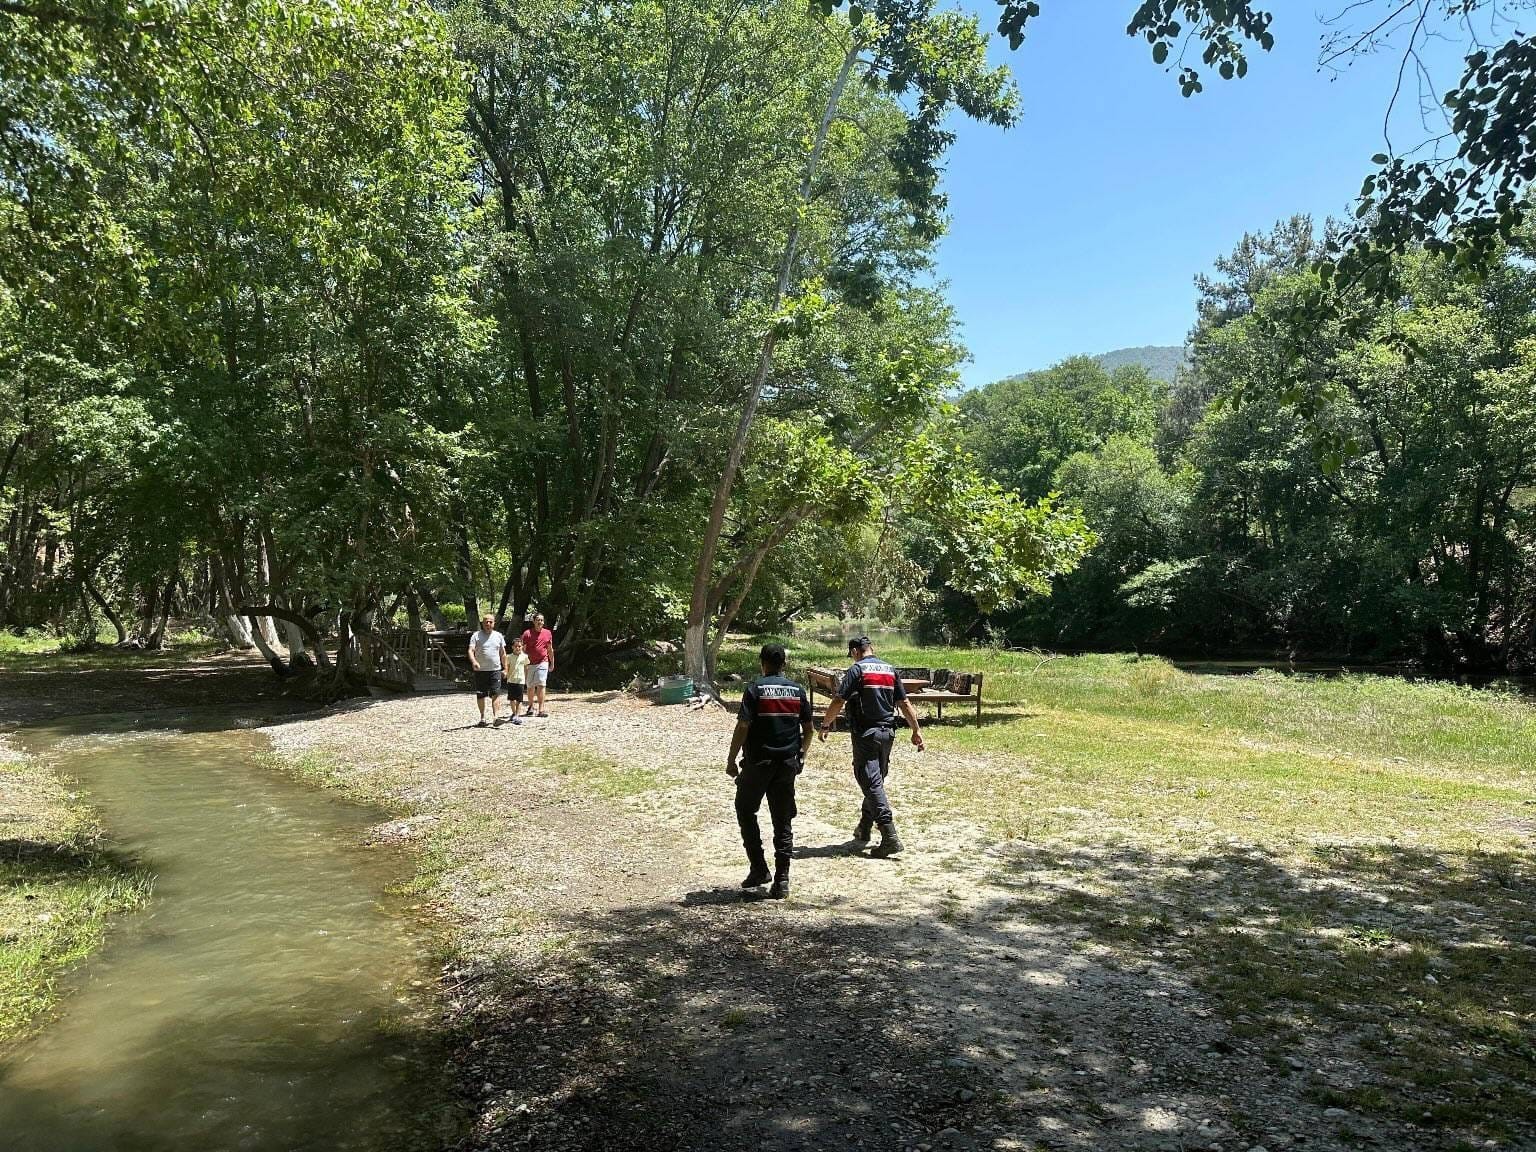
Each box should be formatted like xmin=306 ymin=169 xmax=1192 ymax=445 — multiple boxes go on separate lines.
xmin=727 ymin=643 xmax=814 ymax=899
xmin=817 ymin=636 xmax=925 ymax=856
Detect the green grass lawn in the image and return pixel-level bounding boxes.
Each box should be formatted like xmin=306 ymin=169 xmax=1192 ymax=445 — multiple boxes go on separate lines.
xmin=0 ymin=626 xmax=221 ymax=673
xmin=723 ymin=640 xmax=1535 ymax=851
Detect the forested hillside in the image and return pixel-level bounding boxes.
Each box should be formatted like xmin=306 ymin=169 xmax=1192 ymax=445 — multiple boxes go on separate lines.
xmin=1094 ymin=345 xmax=1185 ymax=382
xmin=948 ymin=217 xmax=1536 ymax=673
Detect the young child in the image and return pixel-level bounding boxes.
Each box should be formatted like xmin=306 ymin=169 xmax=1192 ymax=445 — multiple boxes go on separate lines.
xmin=504 ymin=636 xmax=530 ymax=724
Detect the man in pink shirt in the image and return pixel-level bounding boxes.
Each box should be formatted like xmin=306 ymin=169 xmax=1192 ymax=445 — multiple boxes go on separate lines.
xmin=520 ymin=612 xmax=555 ymax=717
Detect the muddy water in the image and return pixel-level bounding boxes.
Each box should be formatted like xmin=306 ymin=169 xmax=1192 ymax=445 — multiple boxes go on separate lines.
xmin=0 ymin=719 xmax=457 ymax=1151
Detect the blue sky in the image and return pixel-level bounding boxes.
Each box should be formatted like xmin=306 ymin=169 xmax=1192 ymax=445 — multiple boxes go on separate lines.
xmin=936 ymin=4 xmax=1465 ymax=386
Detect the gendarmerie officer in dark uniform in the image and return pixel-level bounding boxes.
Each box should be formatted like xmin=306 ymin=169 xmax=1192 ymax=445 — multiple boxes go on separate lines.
xmin=817 ymin=636 xmax=924 ymax=856
xmin=727 ymin=643 xmax=814 ymax=899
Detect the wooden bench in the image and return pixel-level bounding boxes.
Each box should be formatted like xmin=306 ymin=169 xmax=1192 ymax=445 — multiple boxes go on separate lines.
xmin=908 ymin=671 xmax=985 ymax=727
xmin=806 ymin=666 xmax=841 ymax=708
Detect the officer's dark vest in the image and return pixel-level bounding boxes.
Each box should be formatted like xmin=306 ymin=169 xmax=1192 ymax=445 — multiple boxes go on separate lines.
xmin=847 ymin=657 xmax=900 ymax=729
xmin=746 ymin=676 xmax=808 ymax=759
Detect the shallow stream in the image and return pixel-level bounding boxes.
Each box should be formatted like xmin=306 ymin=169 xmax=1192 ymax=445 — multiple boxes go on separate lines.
xmin=0 ymin=717 xmax=456 ymax=1151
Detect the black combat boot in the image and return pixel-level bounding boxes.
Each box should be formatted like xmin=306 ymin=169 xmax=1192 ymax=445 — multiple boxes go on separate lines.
xmin=852 ymin=815 xmax=873 ymax=842
xmin=741 ymin=850 xmax=771 ymax=888
xmin=870 ymin=820 xmax=904 ymax=857
xmin=768 ymin=855 xmax=791 ymax=899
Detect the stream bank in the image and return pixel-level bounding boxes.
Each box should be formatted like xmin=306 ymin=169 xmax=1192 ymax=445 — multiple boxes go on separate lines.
xmin=0 ymin=730 xmax=152 ymax=1046
xmin=1 ymin=653 xmax=285 ymax=1048
xmin=0 ymin=659 xmax=466 ymax=1151
xmin=0 ymin=718 xmax=462 ymax=1150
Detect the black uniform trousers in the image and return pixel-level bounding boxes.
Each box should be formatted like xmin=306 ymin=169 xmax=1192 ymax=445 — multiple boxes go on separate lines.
xmin=852 ymin=727 xmax=895 ymax=826
xmin=735 ymin=755 xmax=799 ymax=861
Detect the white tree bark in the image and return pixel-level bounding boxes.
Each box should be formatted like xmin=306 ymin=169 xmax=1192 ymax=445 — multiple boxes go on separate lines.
xmin=223 ymin=613 xmax=255 ymax=650
xmin=247 ymin=618 xmax=287 ymax=673
xmin=255 ymin=534 xmax=281 ymax=650
xmin=278 ymin=619 xmax=315 ymax=669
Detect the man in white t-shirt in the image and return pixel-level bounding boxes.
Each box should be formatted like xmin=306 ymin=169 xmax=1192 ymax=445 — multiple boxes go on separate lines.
xmin=467 ymin=614 xmax=511 ymax=727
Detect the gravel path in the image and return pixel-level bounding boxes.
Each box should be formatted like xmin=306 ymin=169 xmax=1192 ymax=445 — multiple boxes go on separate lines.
xmin=261 ymin=690 xmax=1446 ymax=1152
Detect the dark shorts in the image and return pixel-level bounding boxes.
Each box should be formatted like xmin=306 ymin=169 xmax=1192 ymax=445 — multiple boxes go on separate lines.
xmin=506 ymin=682 xmax=524 ymax=702
xmin=474 ymin=669 xmax=503 ymax=698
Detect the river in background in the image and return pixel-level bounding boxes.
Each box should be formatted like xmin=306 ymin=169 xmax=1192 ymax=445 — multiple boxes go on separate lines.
xmin=797 ymin=622 xmax=920 ymax=650
xmin=0 ymin=716 xmax=459 ymax=1152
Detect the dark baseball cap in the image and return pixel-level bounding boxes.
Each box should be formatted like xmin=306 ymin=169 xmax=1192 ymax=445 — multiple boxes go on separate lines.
xmin=847 ymin=635 xmax=871 ymax=652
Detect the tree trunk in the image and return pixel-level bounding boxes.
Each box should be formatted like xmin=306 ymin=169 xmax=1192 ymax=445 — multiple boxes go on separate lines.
xmin=209 ymin=552 xmax=255 ymax=650
xmin=334 ymin=613 xmax=357 ymax=688
xmin=247 ymin=617 xmax=290 ymax=675
xmin=247 ymin=604 xmax=329 ymax=672
xmin=134 ymin=580 xmax=157 ymax=645
xmin=707 ymin=511 xmax=804 ymax=669
xmin=278 ymin=619 xmax=316 ymax=672
xmin=224 ymin=613 xmax=255 ymax=650
xmin=84 ymin=576 xmax=128 ymax=646
xmin=414 ymin=583 xmax=450 ymax=630
xmin=255 ymin=532 xmax=281 ymax=649
xmin=683 ymin=42 xmax=858 ymax=688
xmin=684 ymin=621 xmax=713 ymax=690
xmin=496 ymin=568 xmax=517 ymax=625
xmin=451 ymin=501 xmax=479 ymax=620
xmin=147 ymin=573 xmax=176 ymax=650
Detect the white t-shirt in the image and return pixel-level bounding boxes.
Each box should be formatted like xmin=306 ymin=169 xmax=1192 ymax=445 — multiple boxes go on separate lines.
xmin=471 ymin=628 xmax=508 ymax=671
xmin=508 ymin=651 xmax=530 ymax=685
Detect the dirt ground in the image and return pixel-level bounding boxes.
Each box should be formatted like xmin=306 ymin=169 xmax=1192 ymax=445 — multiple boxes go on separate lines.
xmin=261 ymin=689 xmax=1447 ymax=1152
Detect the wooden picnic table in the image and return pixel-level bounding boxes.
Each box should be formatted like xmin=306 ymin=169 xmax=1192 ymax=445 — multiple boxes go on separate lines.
xmin=805 ymin=666 xmax=985 ymax=727
xmin=906 ymin=677 xmax=985 ymax=726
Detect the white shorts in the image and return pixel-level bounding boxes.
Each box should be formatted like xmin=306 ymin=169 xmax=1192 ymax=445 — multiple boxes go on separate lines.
xmin=530 ymin=662 xmax=550 ymax=687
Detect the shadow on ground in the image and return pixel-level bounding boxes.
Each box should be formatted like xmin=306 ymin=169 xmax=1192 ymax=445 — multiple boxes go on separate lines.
xmin=987 ymin=839 xmax=1536 ymax=1148
xmin=443 ymin=836 xmax=1535 ymax=1152
xmin=0 ymin=661 xmax=287 ymax=726
xmin=444 ymin=893 xmax=1046 ymax=1152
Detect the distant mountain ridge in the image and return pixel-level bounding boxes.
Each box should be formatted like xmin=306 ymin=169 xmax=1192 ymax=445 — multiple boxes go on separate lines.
xmin=979 ymin=344 xmax=1188 ymax=392
xmin=1092 ymin=344 xmax=1186 ymax=382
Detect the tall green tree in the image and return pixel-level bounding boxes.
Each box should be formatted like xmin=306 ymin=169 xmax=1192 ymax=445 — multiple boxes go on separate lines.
xmin=1 ymin=0 xmax=480 ymax=673
xmin=960 ymin=358 xmax=1165 ymax=502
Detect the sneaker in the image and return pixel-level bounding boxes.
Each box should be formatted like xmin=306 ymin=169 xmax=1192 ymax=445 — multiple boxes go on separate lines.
xmin=492 ymin=716 xmax=505 ymax=727
xmin=476 ymin=720 xmax=489 ymax=728
xmin=523 ymin=708 xmax=534 ymax=717
xmin=537 ymin=711 xmax=549 ymax=718
xmin=510 ymin=716 xmax=523 ymax=726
